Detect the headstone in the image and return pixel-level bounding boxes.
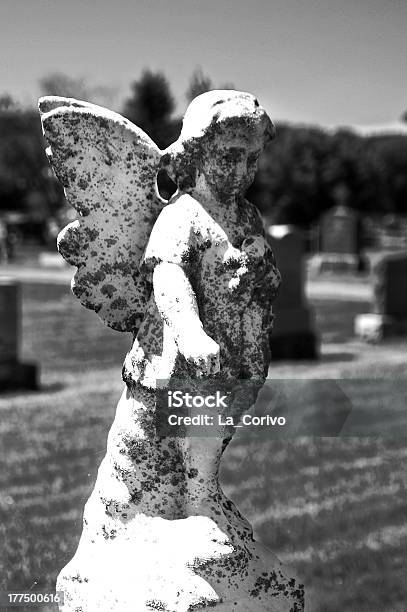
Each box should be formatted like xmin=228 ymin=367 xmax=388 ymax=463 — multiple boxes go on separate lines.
xmin=321 ymin=204 xmax=358 ymax=255
xmin=311 ymin=204 xmax=367 ymax=274
xmin=355 ymin=251 xmax=407 ymax=341
xmin=267 ymin=225 xmax=318 ymax=359
xmin=0 ymin=278 xmax=38 ymax=390
xmin=39 ymin=91 xmax=305 ymax=611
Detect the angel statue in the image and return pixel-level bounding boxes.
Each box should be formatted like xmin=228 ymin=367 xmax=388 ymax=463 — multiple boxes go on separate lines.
xmin=39 ymin=90 xmax=305 ymax=611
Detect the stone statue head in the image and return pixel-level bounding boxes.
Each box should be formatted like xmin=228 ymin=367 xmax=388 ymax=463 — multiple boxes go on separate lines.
xmin=161 ymin=90 xmax=275 ymax=197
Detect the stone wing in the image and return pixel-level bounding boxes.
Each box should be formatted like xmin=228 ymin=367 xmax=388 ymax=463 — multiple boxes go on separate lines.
xmin=39 ymin=96 xmax=166 ymax=332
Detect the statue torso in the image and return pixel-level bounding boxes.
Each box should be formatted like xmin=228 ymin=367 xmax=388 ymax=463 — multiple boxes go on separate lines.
xmin=124 ymin=194 xmax=280 ymax=388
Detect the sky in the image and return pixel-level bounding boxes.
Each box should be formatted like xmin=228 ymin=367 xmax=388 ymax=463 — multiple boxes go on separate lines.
xmin=0 ymin=0 xmax=406 ymax=126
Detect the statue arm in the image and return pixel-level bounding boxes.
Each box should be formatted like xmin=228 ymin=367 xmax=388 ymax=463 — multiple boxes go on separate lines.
xmin=153 ymin=262 xmax=220 ymax=376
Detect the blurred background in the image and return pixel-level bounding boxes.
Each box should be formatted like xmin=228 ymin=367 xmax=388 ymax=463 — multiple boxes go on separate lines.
xmin=1 ymin=1 xmax=407 ymax=610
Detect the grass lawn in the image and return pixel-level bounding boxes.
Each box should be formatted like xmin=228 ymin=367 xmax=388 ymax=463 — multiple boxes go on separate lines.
xmin=1 ymin=282 xmax=407 ymax=611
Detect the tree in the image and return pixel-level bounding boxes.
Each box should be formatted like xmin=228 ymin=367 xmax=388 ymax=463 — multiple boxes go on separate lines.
xmin=247 ymin=123 xmax=389 ymax=226
xmin=218 ymin=81 xmax=236 ymax=91
xmin=185 ymin=67 xmax=213 ymax=102
xmin=368 ymin=134 xmax=407 ymax=215
xmin=122 ymin=70 xmax=180 ymax=149
xmin=0 ymin=107 xmax=65 ymax=235
xmin=39 ymin=73 xmax=89 ymax=100
xmin=39 ymin=73 xmax=118 ymax=108
xmin=185 ymin=68 xmax=236 ymax=104
xmin=0 ymin=93 xmax=18 ymax=111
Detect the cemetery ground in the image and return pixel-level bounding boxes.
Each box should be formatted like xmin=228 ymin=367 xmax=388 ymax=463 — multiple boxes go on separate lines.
xmin=1 ymin=280 xmax=407 ymax=612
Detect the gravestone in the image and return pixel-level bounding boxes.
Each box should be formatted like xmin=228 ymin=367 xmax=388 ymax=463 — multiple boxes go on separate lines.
xmin=311 ymin=204 xmax=366 ymax=274
xmin=39 ymin=91 xmax=305 ymax=611
xmin=355 ymin=251 xmax=407 ymax=341
xmin=267 ymin=225 xmax=318 ymax=359
xmin=321 ymin=204 xmax=357 ymax=255
xmin=0 ymin=278 xmax=38 ymax=390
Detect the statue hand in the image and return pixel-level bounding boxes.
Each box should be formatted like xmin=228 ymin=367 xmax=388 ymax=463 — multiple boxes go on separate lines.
xmin=177 ymin=329 xmax=220 ymax=376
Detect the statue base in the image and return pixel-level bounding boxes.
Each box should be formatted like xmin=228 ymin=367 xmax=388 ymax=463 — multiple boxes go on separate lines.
xmin=58 ymin=513 xmax=303 ymax=612
xmin=57 ymin=388 xmax=304 ymax=612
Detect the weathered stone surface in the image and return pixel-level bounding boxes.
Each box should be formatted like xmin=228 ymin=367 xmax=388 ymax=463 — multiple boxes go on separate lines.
xmin=39 ymin=96 xmax=165 ymax=333
xmin=40 ymin=91 xmax=305 ymax=611
xmin=355 ymin=251 xmax=407 ymax=341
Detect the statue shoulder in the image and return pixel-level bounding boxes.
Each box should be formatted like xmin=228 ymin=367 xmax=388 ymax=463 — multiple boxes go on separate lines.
xmin=164 ymin=191 xmax=202 ymax=217
xmin=143 ymin=194 xmax=205 ymax=270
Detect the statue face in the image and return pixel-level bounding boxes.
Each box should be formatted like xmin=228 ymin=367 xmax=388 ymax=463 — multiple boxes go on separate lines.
xmin=200 ymin=136 xmax=262 ymax=197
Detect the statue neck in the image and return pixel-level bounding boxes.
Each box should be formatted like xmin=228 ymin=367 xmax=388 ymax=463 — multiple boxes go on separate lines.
xmin=190 ymin=175 xmax=243 ymax=224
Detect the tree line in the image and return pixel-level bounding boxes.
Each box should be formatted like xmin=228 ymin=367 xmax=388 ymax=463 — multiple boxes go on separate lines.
xmin=1 ymin=68 xmax=407 ymax=242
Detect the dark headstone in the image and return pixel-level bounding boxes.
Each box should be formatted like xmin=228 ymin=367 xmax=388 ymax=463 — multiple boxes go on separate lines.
xmin=355 ymin=251 xmax=407 ymax=341
xmin=373 ymin=253 xmax=407 ymax=317
xmin=0 ymin=278 xmax=38 ymax=390
xmin=267 ymin=225 xmax=318 ymax=360
xmin=0 ymin=280 xmax=19 ymax=363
